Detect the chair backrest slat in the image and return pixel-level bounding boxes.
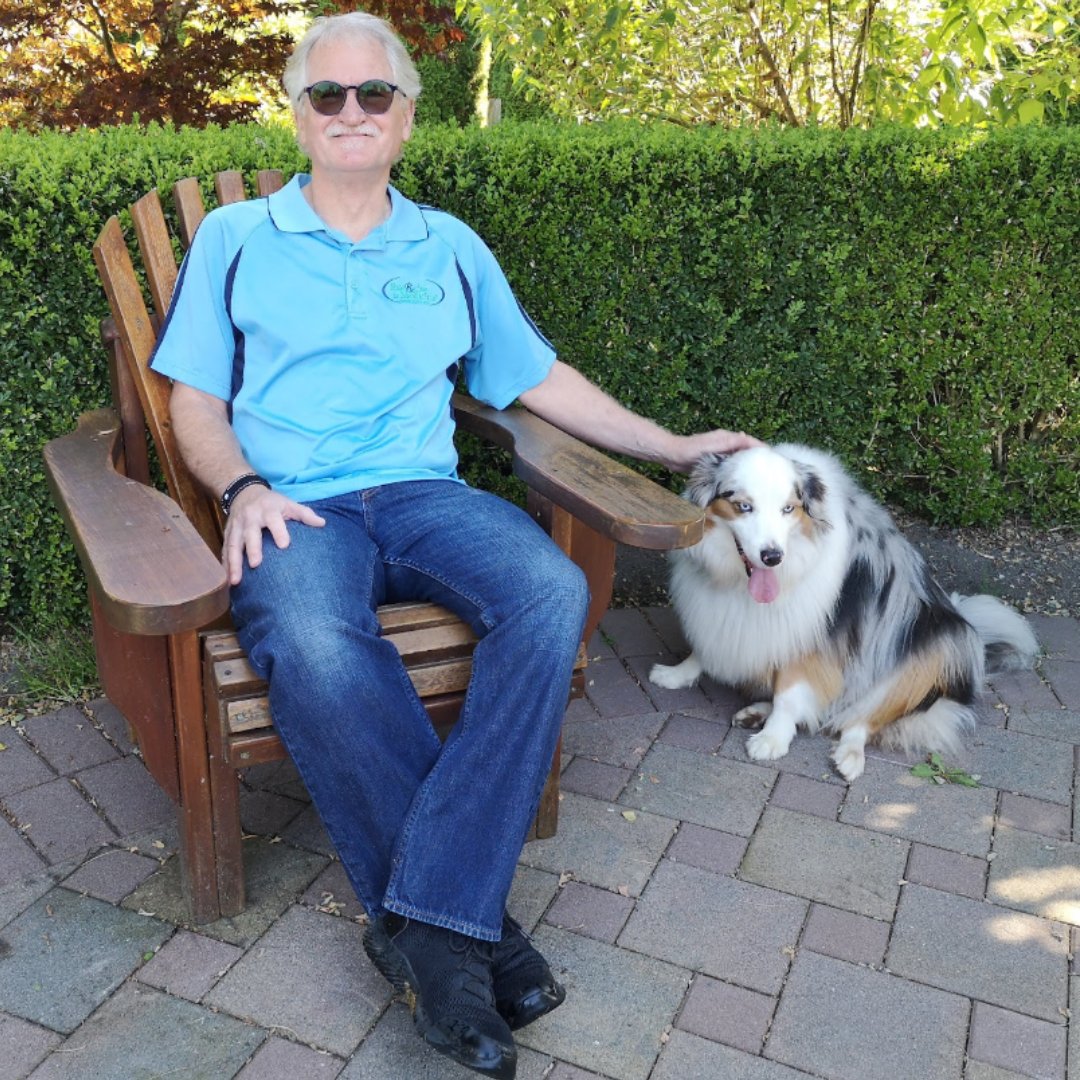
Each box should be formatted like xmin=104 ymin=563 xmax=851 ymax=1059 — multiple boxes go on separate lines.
xmin=130 ymin=189 xmax=178 ymax=327
xmin=257 ymin=169 xmax=285 ymax=197
xmin=215 ymin=170 xmax=246 ymax=206
xmin=173 ymin=178 xmax=206 ymax=250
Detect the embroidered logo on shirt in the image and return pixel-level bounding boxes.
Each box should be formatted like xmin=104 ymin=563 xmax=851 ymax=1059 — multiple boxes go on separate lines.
xmin=382 ymin=278 xmax=445 ymax=305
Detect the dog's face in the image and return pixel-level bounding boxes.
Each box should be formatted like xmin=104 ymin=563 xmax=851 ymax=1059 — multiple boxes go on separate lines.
xmin=686 ymin=448 xmax=828 ymax=602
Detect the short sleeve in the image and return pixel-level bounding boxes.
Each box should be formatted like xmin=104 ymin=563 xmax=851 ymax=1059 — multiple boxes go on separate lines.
xmin=456 ymin=231 xmax=556 ymax=409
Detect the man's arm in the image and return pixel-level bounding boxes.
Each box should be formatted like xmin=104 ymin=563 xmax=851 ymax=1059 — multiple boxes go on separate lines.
xmin=170 ymin=381 xmax=324 ymax=585
xmin=518 ymin=360 xmax=761 ymax=473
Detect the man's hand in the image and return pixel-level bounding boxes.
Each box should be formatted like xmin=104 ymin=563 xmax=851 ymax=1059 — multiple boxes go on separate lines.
xmin=167 ymin=382 xmax=326 ymax=584
xmin=223 ymin=485 xmax=326 ymax=585
xmin=660 ymin=429 xmax=762 ymax=474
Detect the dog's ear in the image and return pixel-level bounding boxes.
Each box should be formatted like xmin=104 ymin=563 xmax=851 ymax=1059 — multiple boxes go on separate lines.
xmin=684 ymin=452 xmax=733 ymax=508
xmin=793 ymin=461 xmax=831 ymax=528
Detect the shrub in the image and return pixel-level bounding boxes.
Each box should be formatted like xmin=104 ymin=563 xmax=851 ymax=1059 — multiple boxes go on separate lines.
xmin=2 ymin=121 xmax=1077 ymax=628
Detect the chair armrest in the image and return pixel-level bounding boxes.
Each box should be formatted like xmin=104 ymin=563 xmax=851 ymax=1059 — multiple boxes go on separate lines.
xmin=44 ymin=409 xmax=229 ymax=635
xmin=453 ymin=395 xmax=703 ymax=550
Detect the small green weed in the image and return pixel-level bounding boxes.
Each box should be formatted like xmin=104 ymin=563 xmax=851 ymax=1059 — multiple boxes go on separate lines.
xmin=1 ymin=617 xmax=100 ymax=721
xmin=910 ymin=752 xmax=980 ymax=787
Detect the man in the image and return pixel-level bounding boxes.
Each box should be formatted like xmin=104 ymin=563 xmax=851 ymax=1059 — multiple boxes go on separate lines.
xmin=151 ymin=12 xmax=758 ymax=1078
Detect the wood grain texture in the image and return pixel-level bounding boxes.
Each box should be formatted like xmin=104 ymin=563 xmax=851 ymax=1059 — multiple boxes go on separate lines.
xmin=93 ymin=215 xmax=222 ymax=549
xmin=256 ymin=170 xmax=285 ymax=196
xmin=43 ymin=410 xmax=228 ymax=634
xmin=172 ymin=177 xmax=205 ymax=250
xmin=214 ymin=170 xmax=247 ymax=205
xmin=130 ymin=189 xmax=178 ymax=323
xmin=453 ymin=394 xmax=703 ymax=549
xmin=170 ymin=629 xmax=220 ymax=924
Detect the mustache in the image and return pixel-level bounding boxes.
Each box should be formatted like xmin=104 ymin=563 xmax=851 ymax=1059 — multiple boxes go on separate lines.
xmin=326 ymin=123 xmax=374 ymax=137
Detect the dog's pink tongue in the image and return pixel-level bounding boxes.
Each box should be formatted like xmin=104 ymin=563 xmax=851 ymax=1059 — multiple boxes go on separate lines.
xmin=748 ymin=566 xmax=779 ymax=604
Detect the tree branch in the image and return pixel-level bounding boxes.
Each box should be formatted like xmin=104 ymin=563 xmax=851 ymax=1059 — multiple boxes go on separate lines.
xmin=84 ymin=0 xmax=121 ymax=70
xmin=739 ymin=2 xmax=801 ymax=124
xmin=827 ymin=0 xmax=846 ymax=118
xmin=846 ymin=0 xmax=878 ymax=125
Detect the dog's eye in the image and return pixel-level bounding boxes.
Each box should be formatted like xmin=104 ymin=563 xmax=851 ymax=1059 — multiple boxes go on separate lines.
xmin=736 ymin=501 xmax=753 ymax=513
xmin=782 ymin=504 xmax=795 ymax=515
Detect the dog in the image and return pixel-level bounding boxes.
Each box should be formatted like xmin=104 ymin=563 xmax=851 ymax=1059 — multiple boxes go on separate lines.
xmin=649 ymin=444 xmax=1039 ymax=781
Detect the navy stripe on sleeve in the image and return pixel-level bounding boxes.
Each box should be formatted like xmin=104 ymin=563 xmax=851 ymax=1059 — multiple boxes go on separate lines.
xmin=516 ymin=299 xmax=554 ymax=351
xmin=224 ymin=248 xmax=246 ymax=418
xmin=454 ymin=258 xmax=477 ymax=351
xmin=148 ymin=253 xmax=191 ymax=372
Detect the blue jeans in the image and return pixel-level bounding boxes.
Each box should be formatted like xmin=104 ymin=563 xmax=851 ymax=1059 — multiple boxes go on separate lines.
xmin=230 ymin=480 xmax=589 ymax=940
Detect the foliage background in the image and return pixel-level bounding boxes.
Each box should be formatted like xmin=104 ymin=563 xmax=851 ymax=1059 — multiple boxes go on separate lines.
xmin=1 ymin=121 xmax=1078 ymax=628
xmin=464 ymin=0 xmax=1080 ymax=129
xmin=0 ymin=0 xmax=469 ymax=129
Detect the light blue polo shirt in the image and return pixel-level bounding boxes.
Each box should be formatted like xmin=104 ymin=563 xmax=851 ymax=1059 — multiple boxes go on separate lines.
xmin=150 ymin=175 xmax=556 ymax=503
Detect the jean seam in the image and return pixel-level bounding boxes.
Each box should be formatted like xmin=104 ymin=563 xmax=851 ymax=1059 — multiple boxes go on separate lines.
xmin=388 ymin=693 xmax=468 ymax=885
xmin=382 ymin=554 xmax=494 ymax=631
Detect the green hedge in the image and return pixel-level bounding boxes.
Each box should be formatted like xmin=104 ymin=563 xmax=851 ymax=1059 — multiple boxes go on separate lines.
xmin=1 ymin=121 xmax=1078 ymax=628
xmin=399 ymin=123 xmax=1080 ymax=520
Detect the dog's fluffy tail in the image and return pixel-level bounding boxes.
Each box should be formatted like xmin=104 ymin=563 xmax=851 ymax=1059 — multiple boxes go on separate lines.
xmin=876 ymin=697 xmax=973 ymax=757
xmin=953 ymin=593 xmax=1040 ymax=674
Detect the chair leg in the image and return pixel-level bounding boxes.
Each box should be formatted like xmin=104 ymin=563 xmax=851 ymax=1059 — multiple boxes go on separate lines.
xmin=204 ymin=675 xmax=246 ymax=918
xmin=528 ymin=735 xmax=561 ymax=841
xmin=209 ymin=760 xmax=246 ymax=917
xmin=168 ymin=630 xmax=221 ymax=925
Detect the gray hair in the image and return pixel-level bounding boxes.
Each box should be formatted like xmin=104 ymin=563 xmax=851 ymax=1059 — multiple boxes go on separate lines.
xmin=282 ymin=12 xmax=423 ymax=107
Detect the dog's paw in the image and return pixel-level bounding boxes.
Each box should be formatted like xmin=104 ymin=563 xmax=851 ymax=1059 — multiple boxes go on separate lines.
xmin=733 ymin=703 xmax=771 ymax=730
xmin=746 ymin=728 xmax=792 ymax=762
xmin=649 ymin=662 xmax=698 ymax=690
xmin=832 ymin=743 xmax=866 ymax=782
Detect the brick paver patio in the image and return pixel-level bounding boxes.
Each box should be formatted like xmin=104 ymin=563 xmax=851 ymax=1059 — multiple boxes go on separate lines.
xmin=0 ymin=607 xmax=1077 ymax=1079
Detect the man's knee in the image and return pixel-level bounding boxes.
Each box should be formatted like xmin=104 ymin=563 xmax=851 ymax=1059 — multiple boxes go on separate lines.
xmin=523 ymin=551 xmax=590 ymax=645
xmin=550 ymin=556 xmax=590 ymax=620
xmin=241 ymin=608 xmax=381 ymax=686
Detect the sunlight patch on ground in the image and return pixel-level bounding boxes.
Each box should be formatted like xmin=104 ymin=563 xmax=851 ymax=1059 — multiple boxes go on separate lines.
xmin=990 ymin=866 xmax=1080 ymax=926
xmin=863 ymin=801 xmax=918 ymax=831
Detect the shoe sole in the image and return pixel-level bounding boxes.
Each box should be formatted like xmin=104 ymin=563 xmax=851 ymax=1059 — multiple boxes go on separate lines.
xmin=363 ymin=921 xmax=415 ymax=999
xmin=363 ymin=921 xmax=517 ymax=1080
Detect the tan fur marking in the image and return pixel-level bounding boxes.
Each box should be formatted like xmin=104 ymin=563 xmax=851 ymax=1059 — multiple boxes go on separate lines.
xmin=865 ymin=653 xmax=949 ymax=735
xmin=791 ymin=501 xmax=827 ymax=540
xmin=774 ymin=653 xmax=843 ymax=708
xmin=791 ymin=504 xmax=811 ymax=532
xmin=709 ymin=497 xmax=741 ymax=521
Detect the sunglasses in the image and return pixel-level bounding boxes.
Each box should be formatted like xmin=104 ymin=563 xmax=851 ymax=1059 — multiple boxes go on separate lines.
xmin=301 ymin=79 xmax=404 ymax=117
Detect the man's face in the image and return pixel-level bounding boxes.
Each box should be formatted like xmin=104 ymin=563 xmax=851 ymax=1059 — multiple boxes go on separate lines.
xmin=294 ymin=35 xmax=415 ymax=181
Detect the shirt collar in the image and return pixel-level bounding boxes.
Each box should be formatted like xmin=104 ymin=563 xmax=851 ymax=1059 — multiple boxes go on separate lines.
xmin=268 ymin=174 xmax=428 ymax=243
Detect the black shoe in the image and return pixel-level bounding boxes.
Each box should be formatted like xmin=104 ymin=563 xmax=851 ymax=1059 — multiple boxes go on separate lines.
xmin=364 ymin=914 xmax=517 ymax=1080
xmin=492 ymin=913 xmax=566 ymax=1030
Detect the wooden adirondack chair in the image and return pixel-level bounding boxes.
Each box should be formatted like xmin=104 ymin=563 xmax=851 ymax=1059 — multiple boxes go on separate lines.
xmin=43 ymin=169 xmax=704 ymax=925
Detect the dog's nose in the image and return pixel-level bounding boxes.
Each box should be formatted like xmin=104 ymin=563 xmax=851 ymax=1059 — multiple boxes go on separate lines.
xmin=761 ymin=548 xmax=783 ymax=567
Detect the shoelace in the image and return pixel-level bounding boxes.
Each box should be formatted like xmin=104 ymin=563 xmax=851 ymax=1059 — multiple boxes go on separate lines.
xmin=449 ymin=933 xmax=498 ymax=1005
